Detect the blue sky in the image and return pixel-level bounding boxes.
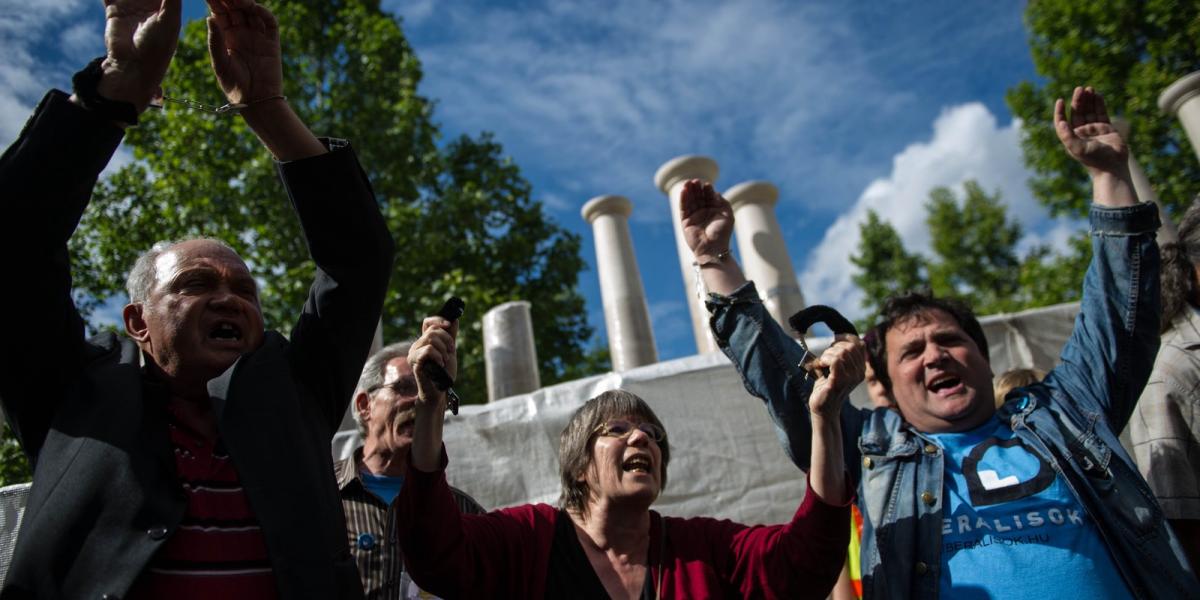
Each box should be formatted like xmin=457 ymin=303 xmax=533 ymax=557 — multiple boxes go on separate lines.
xmin=0 ymin=0 xmax=1084 ymax=362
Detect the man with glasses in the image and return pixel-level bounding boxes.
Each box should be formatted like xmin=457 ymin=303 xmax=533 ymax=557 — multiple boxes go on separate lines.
xmin=0 ymin=0 xmax=393 ymax=597
xmin=337 ymin=342 xmax=484 ymax=599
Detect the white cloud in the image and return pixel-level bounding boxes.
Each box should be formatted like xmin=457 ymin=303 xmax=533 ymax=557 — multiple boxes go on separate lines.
xmin=60 ymin=21 xmax=103 ymax=63
xmin=0 ymin=0 xmax=96 ymax=145
xmin=798 ymin=102 xmax=1074 ymax=320
xmin=408 ymin=0 xmax=892 ymax=219
xmin=382 ymin=0 xmax=437 ymax=25
xmin=539 ymin=191 xmax=574 ymax=213
xmin=0 ymin=55 xmax=46 ymax=146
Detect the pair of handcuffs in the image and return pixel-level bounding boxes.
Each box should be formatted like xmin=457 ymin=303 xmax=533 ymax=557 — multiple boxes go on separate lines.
xmin=788 ymin=305 xmax=859 ymax=381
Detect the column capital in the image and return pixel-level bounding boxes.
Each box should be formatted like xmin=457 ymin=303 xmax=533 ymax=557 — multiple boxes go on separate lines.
xmin=725 ymin=180 xmax=779 ymax=210
xmin=1159 ymin=71 xmax=1200 ymax=115
xmin=582 ymin=195 xmax=632 ymax=223
xmin=654 ymin=155 xmax=719 ymax=194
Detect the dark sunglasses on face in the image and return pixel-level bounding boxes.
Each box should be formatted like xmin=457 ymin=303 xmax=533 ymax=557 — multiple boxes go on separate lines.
xmin=592 ymin=419 xmax=667 ymax=443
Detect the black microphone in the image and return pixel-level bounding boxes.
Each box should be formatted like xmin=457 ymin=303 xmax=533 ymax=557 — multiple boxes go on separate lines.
xmin=425 ymin=297 xmax=465 ymax=414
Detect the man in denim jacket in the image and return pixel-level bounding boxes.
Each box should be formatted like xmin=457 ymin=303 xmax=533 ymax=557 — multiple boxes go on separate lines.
xmin=681 ymin=87 xmax=1199 ymax=598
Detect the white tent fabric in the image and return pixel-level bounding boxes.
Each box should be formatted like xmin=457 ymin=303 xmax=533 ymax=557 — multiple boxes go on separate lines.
xmin=977 ymin=301 xmax=1080 ymax=375
xmin=335 ymin=350 xmax=808 ymax=525
xmin=0 ymin=482 xmax=30 ymax=586
xmin=332 ymin=301 xmax=1086 ymax=526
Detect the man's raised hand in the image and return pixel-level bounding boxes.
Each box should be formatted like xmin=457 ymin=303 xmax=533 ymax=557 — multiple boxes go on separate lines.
xmin=1054 ymin=86 xmax=1128 ymax=176
xmin=808 ymin=334 xmax=866 ymax=419
xmin=408 ymin=316 xmax=459 ymax=411
xmin=1054 ymin=86 xmax=1137 ymax=207
xmin=96 ymin=0 xmax=182 ymax=112
xmin=680 ymin=179 xmax=734 ymax=264
xmin=206 ymin=0 xmax=283 ymax=107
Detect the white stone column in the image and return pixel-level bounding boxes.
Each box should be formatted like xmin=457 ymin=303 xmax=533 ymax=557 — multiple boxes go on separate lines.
xmin=654 ymin=155 xmax=720 ymax=354
xmin=482 ymin=301 xmax=541 ymax=402
xmin=582 ymin=195 xmax=658 ymax=371
xmin=725 ymin=181 xmax=805 ymax=336
xmin=1160 ymin=71 xmax=1200 ymax=164
xmin=1112 ymin=117 xmax=1178 ymax=244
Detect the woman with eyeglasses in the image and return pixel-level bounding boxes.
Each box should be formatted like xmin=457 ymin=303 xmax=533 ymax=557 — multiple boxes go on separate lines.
xmin=396 ymin=313 xmax=860 ymax=599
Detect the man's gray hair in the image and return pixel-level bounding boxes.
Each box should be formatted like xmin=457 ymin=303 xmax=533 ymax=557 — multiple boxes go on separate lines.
xmin=126 ymin=237 xmax=240 ymax=303
xmin=354 ymin=340 xmax=415 ymax=432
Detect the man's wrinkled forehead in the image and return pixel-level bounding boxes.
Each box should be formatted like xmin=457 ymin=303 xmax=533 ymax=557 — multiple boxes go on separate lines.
xmin=888 ymin=308 xmax=962 ymax=343
xmin=382 ymin=356 xmax=414 ymax=384
xmin=153 ymin=241 xmax=251 ymax=289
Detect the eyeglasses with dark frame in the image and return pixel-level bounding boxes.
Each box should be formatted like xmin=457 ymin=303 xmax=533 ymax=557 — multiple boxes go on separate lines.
xmin=592 ymin=419 xmax=667 ymax=444
xmin=367 ymin=378 xmax=419 ymax=399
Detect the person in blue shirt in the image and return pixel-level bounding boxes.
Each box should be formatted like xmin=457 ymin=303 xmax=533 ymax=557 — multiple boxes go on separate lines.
xmin=679 ymin=86 xmax=1199 ymax=598
xmin=336 ymin=341 xmax=484 ymax=598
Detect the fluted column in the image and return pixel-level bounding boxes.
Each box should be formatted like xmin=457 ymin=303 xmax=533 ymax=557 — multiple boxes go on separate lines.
xmin=1111 ymin=117 xmax=1177 ymax=244
xmin=482 ymin=301 xmax=541 ymax=402
xmin=582 ymin=195 xmax=658 ymax=371
xmin=654 ymin=155 xmax=720 ymax=354
xmin=1160 ymin=71 xmax=1200 ymax=164
xmin=725 ymin=181 xmax=805 ymax=336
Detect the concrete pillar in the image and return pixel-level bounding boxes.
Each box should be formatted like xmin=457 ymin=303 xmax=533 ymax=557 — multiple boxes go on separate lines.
xmin=582 ymin=195 xmax=658 ymax=371
xmin=482 ymin=301 xmax=541 ymax=402
xmin=1159 ymin=71 xmax=1200 ymax=164
xmin=1111 ymin=117 xmax=1177 ymax=244
xmin=654 ymin=155 xmax=721 ymax=354
xmin=725 ymin=181 xmax=805 ymax=336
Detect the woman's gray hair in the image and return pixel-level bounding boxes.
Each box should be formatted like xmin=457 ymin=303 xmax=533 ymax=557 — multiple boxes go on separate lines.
xmin=126 ymin=237 xmax=240 ymax=303
xmin=353 ymin=340 xmax=415 ymax=433
xmin=558 ymin=389 xmax=669 ymax=516
xmin=1160 ymin=199 xmax=1200 ymax=333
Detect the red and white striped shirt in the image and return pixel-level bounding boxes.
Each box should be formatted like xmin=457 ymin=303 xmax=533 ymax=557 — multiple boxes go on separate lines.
xmin=128 ymin=403 xmax=277 ymax=599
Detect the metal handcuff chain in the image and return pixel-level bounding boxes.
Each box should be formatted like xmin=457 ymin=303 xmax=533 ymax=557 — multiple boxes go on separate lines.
xmin=151 ymin=92 xmax=286 ymax=115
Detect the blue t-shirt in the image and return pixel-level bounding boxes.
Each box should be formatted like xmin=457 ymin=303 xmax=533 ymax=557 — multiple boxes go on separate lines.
xmin=928 ymin=414 xmax=1132 ymax=599
xmin=360 ymin=470 xmax=404 ymax=505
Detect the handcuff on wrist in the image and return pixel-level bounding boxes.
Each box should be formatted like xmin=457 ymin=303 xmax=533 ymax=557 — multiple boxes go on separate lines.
xmin=73 ymin=56 xmax=288 ymax=123
xmin=72 ymin=57 xmax=140 ymax=126
xmin=691 ymin=249 xmax=730 ymax=302
xmin=691 ymin=249 xmax=730 ymax=268
xmin=151 ymin=93 xmax=287 ymax=115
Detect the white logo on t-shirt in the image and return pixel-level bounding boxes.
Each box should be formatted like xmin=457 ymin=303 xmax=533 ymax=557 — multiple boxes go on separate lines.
xmin=979 ymin=470 xmax=1020 ymax=490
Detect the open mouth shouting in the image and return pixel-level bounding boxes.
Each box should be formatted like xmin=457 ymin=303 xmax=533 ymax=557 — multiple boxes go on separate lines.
xmin=207 ymin=320 xmax=244 ymax=347
xmin=926 ymin=373 xmax=965 ymax=397
xmin=622 ymin=454 xmax=654 ymax=474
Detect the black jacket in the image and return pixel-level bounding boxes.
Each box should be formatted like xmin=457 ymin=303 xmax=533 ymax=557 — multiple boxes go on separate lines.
xmin=0 ymin=91 xmax=395 ymax=599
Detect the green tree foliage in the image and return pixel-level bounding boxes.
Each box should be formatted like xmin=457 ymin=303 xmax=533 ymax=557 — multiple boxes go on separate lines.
xmin=850 ymin=210 xmax=927 ymax=328
xmin=1007 ymin=0 xmax=1200 ymax=219
xmin=926 ymin=182 xmax=1024 ymax=313
xmin=69 ymin=1 xmax=601 ymax=404
xmin=851 ymin=181 xmax=1087 ymax=327
xmin=0 ymin=424 xmax=31 ymax=487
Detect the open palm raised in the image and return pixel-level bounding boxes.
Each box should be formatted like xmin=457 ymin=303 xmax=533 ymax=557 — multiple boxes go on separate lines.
xmin=1054 ymin=86 xmax=1128 ymax=176
xmin=680 ymin=179 xmax=734 ymax=262
xmin=99 ymin=0 xmax=182 ymax=108
xmin=206 ymin=0 xmax=283 ymax=105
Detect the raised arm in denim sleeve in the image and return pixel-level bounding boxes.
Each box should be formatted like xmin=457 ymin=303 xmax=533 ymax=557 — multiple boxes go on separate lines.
xmin=708 ymin=282 xmax=866 ymax=482
xmin=1045 ymin=202 xmax=1160 ymax=430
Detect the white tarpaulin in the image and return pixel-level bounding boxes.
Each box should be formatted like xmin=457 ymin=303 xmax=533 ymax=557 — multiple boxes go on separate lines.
xmin=336 ymin=350 xmax=809 ymax=526
xmin=333 ymin=301 xmax=1085 ymax=526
